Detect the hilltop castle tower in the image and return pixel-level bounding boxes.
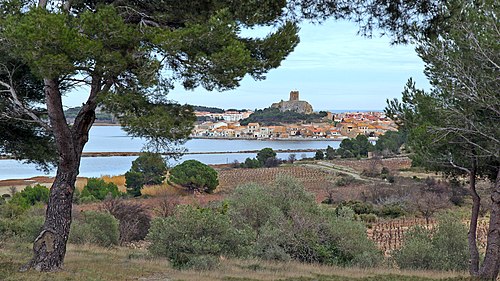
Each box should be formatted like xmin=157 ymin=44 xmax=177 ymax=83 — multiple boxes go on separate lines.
xmin=271 ymin=90 xmax=313 ymax=114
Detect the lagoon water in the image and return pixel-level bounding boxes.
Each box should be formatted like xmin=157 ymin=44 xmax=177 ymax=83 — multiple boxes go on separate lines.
xmin=0 ymin=126 xmax=340 ymax=180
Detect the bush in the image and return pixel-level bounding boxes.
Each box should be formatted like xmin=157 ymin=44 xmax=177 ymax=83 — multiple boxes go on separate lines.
xmin=147 ymin=205 xmax=251 ymax=269
xmin=264 ymin=157 xmax=280 ymax=168
xmin=229 ymin=175 xmax=381 ymax=267
xmin=169 ymin=160 xmax=219 ymax=193
xmin=9 ymin=184 xmax=49 ymax=209
xmin=101 ymin=199 xmax=151 ymax=244
xmin=334 ymin=175 xmax=355 ymax=187
xmin=69 ymin=211 xmax=119 ymax=247
xmin=81 ymin=178 xmax=121 ymax=201
xmin=359 ymin=213 xmax=378 ymax=223
xmin=314 ymin=150 xmax=324 ymax=160
xmin=336 ymin=201 xmax=375 ymax=215
xmin=394 ymin=216 xmax=468 ymax=271
xmin=378 ymin=203 xmax=406 ymax=218
xmin=241 ymin=157 xmax=261 ymax=168
xmin=0 ymin=211 xmax=44 ymax=242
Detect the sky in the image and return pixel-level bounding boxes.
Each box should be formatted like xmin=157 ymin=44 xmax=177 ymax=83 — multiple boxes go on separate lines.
xmin=63 ymin=20 xmax=430 ymax=111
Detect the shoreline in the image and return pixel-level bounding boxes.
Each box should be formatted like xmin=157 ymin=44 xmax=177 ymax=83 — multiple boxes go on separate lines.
xmin=189 ymin=136 xmax=352 ymax=141
xmin=0 ymin=148 xmax=322 ymax=160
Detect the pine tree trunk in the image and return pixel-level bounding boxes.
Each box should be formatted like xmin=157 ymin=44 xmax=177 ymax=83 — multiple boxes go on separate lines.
xmin=22 ymin=162 xmax=79 ymax=271
xmin=22 ymin=77 xmax=96 ymax=272
xmin=479 ymin=168 xmax=500 ymax=280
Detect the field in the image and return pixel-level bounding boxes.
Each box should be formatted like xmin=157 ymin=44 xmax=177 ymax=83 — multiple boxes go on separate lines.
xmin=0 ymin=242 xmax=471 ymax=281
xmin=1 ymin=157 xmax=494 ymax=281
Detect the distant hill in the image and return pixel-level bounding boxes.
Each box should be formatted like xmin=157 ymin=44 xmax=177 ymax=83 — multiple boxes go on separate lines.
xmin=64 ymin=107 xmax=116 ymax=123
xmin=240 ymin=107 xmax=327 ymax=126
xmin=191 ymin=105 xmax=248 ymax=113
xmin=191 ymin=105 xmax=224 ymax=113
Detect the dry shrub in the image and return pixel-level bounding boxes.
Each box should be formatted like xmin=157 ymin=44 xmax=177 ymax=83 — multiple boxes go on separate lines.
xmin=154 ymin=196 xmax=180 ymax=217
xmin=101 ymin=199 xmax=151 ymax=244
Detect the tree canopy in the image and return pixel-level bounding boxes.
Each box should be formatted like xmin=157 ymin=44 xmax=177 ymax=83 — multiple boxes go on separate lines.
xmin=386 ymin=1 xmax=499 ymax=278
xmin=0 ymin=0 xmax=302 ymax=271
xmin=169 ymin=160 xmax=219 ymax=193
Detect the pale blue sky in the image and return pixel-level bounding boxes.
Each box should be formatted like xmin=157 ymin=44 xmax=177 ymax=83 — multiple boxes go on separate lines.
xmin=63 ymin=20 xmax=429 ymax=111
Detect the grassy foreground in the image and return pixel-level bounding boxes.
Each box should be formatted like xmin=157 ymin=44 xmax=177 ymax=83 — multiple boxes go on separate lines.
xmin=0 ymin=242 xmax=472 ymax=281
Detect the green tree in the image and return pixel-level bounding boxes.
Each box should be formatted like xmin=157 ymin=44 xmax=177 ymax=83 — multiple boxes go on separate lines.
xmin=314 ymin=150 xmax=324 ymax=160
xmin=374 ymin=130 xmax=406 ymax=156
xmin=336 ymin=135 xmax=374 ymax=158
xmin=169 ymin=160 xmax=219 ymax=193
xmin=386 ymin=2 xmax=499 ymax=278
xmin=125 ymin=152 xmax=167 ymax=196
xmin=325 ymin=145 xmax=335 ymax=160
xmin=241 ymin=157 xmax=262 ymax=168
xmin=124 ymin=171 xmax=144 ymax=197
xmin=0 ymin=0 xmax=301 ymax=270
xmin=130 ymin=153 xmax=167 ymax=185
xmin=256 ymin=148 xmax=277 ymax=166
xmin=0 ymin=0 xmax=474 ymax=273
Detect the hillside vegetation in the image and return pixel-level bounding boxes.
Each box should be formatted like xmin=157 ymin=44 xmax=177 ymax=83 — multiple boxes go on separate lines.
xmin=240 ymin=107 xmax=327 ymax=126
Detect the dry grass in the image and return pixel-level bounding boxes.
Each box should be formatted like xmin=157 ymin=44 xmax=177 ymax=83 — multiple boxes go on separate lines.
xmin=100 ymin=175 xmax=127 ymax=192
xmin=0 ymin=242 xmax=470 ymax=281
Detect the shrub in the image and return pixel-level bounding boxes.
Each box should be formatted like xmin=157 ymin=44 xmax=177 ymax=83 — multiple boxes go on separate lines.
xmin=81 ymin=178 xmax=121 ymax=201
xmin=79 ymin=194 xmax=98 ymax=204
xmin=147 ymin=205 xmax=251 ymax=269
xmin=334 ymin=175 xmax=355 ymax=187
xmin=229 ymin=175 xmax=381 ymax=267
xmin=241 ymin=157 xmax=261 ymax=168
xmin=69 ymin=211 xmax=119 ymax=247
xmin=336 ymin=201 xmax=375 ymax=215
xmin=393 ymin=226 xmax=435 ymax=270
xmin=327 ymin=213 xmax=381 ymax=267
xmin=359 ymin=213 xmax=378 ymax=223
xmin=378 ymin=203 xmax=406 ymax=218
xmin=430 ymin=216 xmax=469 ymax=271
xmin=264 ymin=157 xmax=280 ymax=168
xmin=101 ymin=199 xmax=151 ymax=244
xmin=9 ymin=184 xmax=49 ymax=209
xmin=0 ymin=211 xmax=44 ymax=242
xmin=394 ymin=216 xmax=468 ymax=271
xmin=169 ymin=160 xmax=219 ymax=193
xmin=314 ymin=150 xmax=324 ymax=160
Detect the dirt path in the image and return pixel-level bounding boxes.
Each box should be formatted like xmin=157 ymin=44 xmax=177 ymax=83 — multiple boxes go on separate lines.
xmin=299 ymin=161 xmax=376 ymax=182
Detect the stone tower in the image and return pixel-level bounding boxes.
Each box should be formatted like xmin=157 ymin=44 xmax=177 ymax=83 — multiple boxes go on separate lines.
xmin=289 ymin=90 xmax=299 ymax=101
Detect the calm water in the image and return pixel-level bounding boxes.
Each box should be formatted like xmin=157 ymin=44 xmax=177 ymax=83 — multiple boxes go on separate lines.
xmin=0 ymin=126 xmax=340 ymax=180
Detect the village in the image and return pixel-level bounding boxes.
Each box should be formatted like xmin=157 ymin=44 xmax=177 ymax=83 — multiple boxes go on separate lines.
xmin=191 ymin=91 xmax=398 ymax=140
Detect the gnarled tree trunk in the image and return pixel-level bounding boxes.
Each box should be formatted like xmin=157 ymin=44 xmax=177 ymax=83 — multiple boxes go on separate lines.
xmin=479 ymin=168 xmax=500 ymax=280
xmin=22 ymin=77 xmax=97 ymax=271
